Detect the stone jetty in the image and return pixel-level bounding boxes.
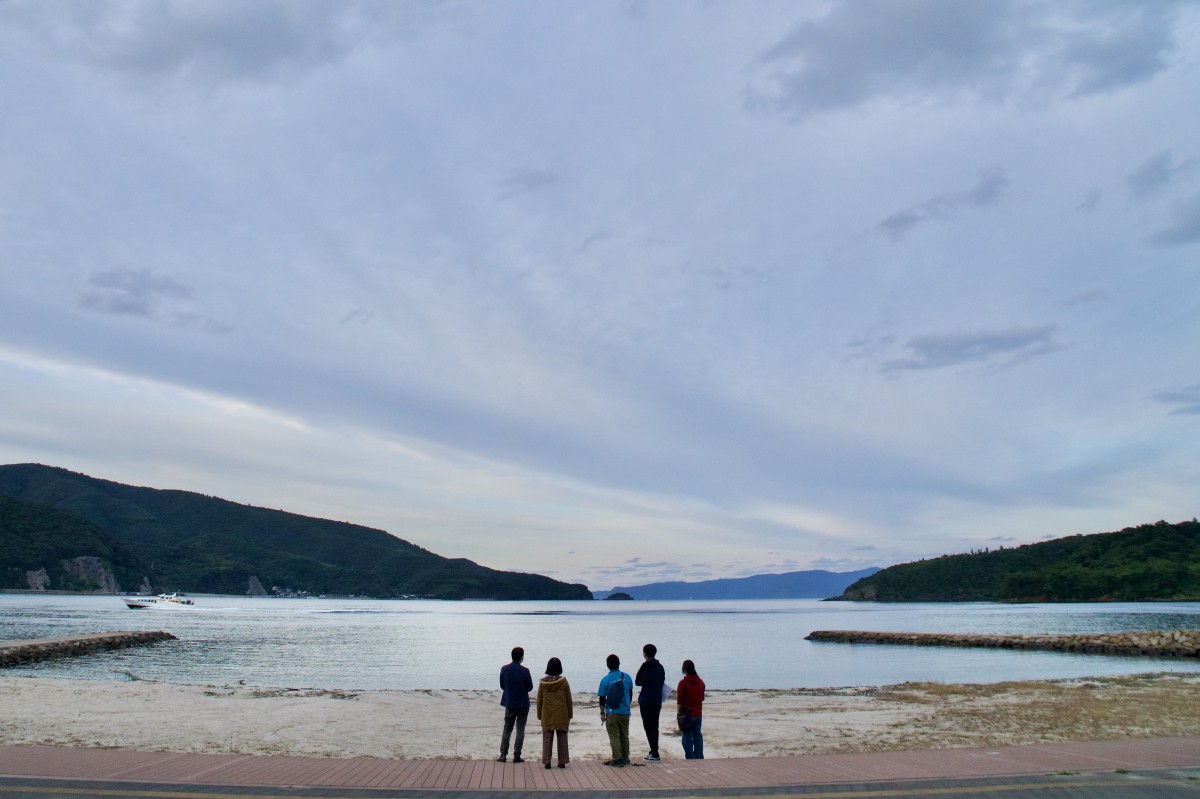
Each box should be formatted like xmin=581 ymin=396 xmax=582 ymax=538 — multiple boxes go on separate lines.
xmin=0 ymin=631 xmax=177 ymax=667
xmin=805 ymin=629 xmax=1200 ymax=658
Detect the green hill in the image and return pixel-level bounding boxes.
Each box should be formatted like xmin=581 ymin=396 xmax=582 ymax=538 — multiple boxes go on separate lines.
xmin=0 ymin=494 xmax=148 ymax=592
xmin=836 ymin=519 xmax=1200 ymax=602
xmin=0 ymin=464 xmax=591 ymax=600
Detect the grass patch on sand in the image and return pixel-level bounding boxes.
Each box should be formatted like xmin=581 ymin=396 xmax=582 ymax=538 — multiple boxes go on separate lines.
xmin=870 ymin=673 xmax=1200 ymax=749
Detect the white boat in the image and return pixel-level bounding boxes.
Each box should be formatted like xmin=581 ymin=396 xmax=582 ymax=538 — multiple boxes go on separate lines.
xmin=124 ymin=592 xmax=195 ymax=609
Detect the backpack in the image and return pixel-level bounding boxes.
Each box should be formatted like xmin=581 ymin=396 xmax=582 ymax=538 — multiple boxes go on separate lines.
xmin=605 ymin=672 xmax=626 ymax=710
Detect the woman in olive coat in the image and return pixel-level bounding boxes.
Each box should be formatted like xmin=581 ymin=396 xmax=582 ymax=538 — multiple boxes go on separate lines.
xmin=535 ymin=657 xmax=573 ymax=768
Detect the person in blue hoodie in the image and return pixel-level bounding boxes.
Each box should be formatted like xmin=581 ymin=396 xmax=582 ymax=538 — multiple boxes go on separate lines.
xmin=498 ymin=646 xmax=533 ymax=763
xmin=597 ymin=653 xmax=633 ymax=766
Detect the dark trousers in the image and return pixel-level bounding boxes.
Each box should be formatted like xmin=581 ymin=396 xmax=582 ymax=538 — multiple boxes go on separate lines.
xmin=541 ymin=728 xmax=569 ymax=766
xmin=639 ymin=703 xmax=662 ymax=757
xmin=500 ymin=707 xmax=528 ymax=758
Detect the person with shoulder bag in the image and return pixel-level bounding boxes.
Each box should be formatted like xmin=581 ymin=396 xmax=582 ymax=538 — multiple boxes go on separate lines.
xmin=597 ymin=653 xmax=633 ymax=766
xmin=676 ymin=659 xmax=705 ymax=759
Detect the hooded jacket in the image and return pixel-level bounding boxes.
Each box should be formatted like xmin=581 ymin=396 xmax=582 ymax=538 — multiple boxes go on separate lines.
xmin=635 ymin=657 xmax=666 ymax=707
xmin=677 ymin=673 xmax=705 ymax=718
xmin=536 ymin=675 xmax=573 ymax=730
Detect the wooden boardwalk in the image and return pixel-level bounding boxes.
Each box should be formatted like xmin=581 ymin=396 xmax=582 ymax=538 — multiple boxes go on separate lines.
xmin=1 ymin=737 xmax=1197 ymax=792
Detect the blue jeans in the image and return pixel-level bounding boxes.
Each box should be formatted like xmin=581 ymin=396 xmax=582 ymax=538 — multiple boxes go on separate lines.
xmin=681 ymin=717 xmax=703 ymax=759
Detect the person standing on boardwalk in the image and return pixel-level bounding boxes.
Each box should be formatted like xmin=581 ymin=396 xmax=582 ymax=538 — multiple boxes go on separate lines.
xmin=535 ymin=656 xmax=573 ymax=769
xmin=677 ymin=659 xmax=705 ymax=759
xmin=634 ymin=643 xmax=666 ymax=761
xmin=498 ymin=646 xmax=533 ymax=763
xmin=597 ymin=653 xmax=633 ymax=766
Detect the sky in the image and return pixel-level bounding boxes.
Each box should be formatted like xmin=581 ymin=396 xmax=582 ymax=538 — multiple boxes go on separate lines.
xmin=1 ymin=1 xmax=1198 ymax=592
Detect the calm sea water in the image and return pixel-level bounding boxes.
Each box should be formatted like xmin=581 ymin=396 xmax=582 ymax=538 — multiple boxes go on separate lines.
xmin=2 ymin=594 xmax=1199 ymax=690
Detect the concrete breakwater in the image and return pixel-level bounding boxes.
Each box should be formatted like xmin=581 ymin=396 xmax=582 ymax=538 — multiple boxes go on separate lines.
xmin=805 ymin=629 xmax=1200 ymax=658
xmin=0 ymin=631 xmax=177 ymax=667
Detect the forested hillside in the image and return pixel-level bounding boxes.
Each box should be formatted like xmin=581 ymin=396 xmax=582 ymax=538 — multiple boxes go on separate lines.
xmin=0 ymin=494 xmax=147 ymax=592
xmin=0 ymin=464 xmax=591 ymax=600
xmin=836 ymin=519 xmax=1200 ymax=602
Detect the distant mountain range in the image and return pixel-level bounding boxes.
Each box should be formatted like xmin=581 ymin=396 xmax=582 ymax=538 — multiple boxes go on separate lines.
xmin=834 ymin=519 xmax=1200 ymax=602
xmin=0 ymin=464 xmax=591 ymax=600
xmin=594 ymin=568 xmax=881 ymax=600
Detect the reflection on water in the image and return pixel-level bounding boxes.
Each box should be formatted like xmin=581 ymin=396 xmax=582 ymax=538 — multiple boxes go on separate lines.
xmin=1 ymin=594 xmax=1198 ymax=690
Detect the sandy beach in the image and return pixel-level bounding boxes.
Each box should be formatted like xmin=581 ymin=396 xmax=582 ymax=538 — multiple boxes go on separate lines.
xmin=2 ymin=672 xmax=1197 ymax=761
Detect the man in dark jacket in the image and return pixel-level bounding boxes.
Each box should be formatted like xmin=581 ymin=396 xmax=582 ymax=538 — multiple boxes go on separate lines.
xmin=634 ymin=643 xmax=666 ymax=761
xmin=498 ymin=646 xmax=533 ymax=762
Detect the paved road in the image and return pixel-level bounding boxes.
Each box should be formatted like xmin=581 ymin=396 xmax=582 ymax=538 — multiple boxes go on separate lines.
xmin=2 ymin=768 xmax=1199 ymax=799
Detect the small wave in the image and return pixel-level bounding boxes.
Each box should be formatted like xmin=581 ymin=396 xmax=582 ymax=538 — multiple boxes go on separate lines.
xmin=306 ymin=609 xmax=424 ymax=615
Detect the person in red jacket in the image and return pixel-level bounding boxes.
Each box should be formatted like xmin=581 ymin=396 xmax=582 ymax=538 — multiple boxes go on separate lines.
xmin=676 ymin=659 xmax=705 ymax=759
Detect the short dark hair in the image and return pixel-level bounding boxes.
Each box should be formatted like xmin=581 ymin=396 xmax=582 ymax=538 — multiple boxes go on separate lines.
xmin=511 ymin=647 xmax=524 ymax=662
xmin=606 ymin=653 xmax=620 ymax=670
xmin=545 ymin=657 xmax=563 ymax=676
xmin=682 ymin=659 xmax=696 ymax=676
xmin=643 ymin=643 xmax=657 ymax=658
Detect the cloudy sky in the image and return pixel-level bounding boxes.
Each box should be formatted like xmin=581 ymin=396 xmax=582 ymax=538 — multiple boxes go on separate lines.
xmin=1 ymin=1 xmax=1198 ymax=591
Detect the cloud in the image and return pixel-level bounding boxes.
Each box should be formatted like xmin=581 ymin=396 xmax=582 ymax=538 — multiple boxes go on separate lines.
xmin=1148 ymin=191 xmax=1200 ymax=246
xmin=878 ymin=326 xmax=1061 ymax=373
xmin=78 ymin=267 xmax=229 ymax=333
xmin=619 ymin=0 xmax=647 ymax=21
xmin=496 ymin=167 xmax=559 ymax=201
xmin=1076 ymin=188 xmax=1103 ymax=212
xmin=339 ymin=308 xmax=375 ymax=326
xmin=0 ymin=0 xmax=449 ymax=87
xmin=577 ymin=232 xmax=614 ymax=253
xmin=747 ymin=0 xmax=1192 ymax=122
xmin=1061 ymin=2 xmax=1183 ymax=97
xmin=578 ymin=558 xmax=700 ymax=590
xmin=1154 ymin=383 xmax=1200 ymax=415
xmin=877 ymin=170 xmax=1008 ymax=241
xmin=809 ymin=556 xmax=881 ymax=571
xmin=1063 ymin=289 xmax=1109 ymax=306
xmin=79 ymin=267 xmax=193 ymax=317
xmin=1127 ymin=151 xmax=1191 ymax=199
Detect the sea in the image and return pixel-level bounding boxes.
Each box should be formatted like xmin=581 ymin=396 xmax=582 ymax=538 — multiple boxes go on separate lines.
xmin=2 ymin=594 xmax=1199 ymax=691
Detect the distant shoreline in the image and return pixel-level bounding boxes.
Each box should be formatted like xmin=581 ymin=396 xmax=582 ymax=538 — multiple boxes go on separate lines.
xmin=6 ymin=589 xmax=1200 ymax=603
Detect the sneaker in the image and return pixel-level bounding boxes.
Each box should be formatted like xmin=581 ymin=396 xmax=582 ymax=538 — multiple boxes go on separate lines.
xmin=644 ymin=754 xmax=660 ymax=762
xmin=513 ymin=756 xmax=524 ymax=763
xmin=604 ymin=759 xmax=623 ymax=767
xmin=496 ymin=756 xmax=506 ymax=763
